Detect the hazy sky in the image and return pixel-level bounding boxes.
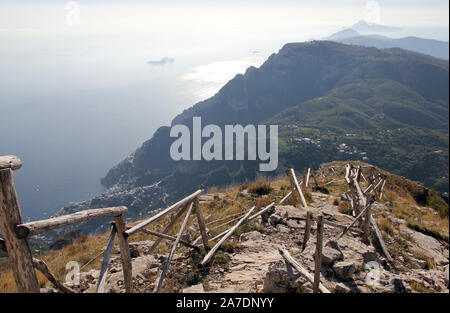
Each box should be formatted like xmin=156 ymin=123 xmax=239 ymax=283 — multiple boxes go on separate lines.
xmin=1 ymin=0 xmax=448 ymax=96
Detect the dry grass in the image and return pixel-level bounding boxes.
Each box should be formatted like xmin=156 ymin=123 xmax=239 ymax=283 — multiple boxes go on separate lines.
xmin=413 ymin=251 xmax=436 ymax=270
xmin=256 ymin=197 xmax=273 ymax=209
xmin=410 ymin=281 xmax=428 ymax=293
xmin=377 ymin=218 xmax=395 ymax=236
xmin=407 ymin=222 xmax=449 ymax=243
xmin=391 ymin=203 xmax=448 ymax=243
xmin=0 ymin=233 xmax=110 ymax=292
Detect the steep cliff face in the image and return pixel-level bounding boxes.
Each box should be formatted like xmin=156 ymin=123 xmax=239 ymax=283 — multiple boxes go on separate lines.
xmin=53 ymin=41 xmax=448 ymax=235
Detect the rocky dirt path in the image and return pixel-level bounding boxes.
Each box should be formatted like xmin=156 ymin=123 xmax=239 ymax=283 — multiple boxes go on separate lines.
xmin=207 ymin=232 xmax=281 ymax=293
xmin=71 ymin=192 xmax=448 ymax=293
xmin=202 ymin=192 xmax=449 ymax=293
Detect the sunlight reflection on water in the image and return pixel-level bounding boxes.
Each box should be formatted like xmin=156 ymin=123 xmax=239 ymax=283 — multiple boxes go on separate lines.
xmin=180 ymin=56 xmax=266 ymax=99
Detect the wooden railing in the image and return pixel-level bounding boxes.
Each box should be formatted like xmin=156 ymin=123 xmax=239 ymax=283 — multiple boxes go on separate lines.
xmin=0 ymin=155 xmax=133 ymax=293
xmin=0 ymin=155 xmax=211 ymax=293
xmin=1 ymin=155 xmax=390 ymax=294
xmin=277 ymin=165 xmax=390 ymax=293
xmin=123 ymin=187 xmax=209 ymax=293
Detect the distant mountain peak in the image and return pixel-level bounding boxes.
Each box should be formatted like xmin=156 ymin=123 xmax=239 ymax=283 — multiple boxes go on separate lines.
xmin=351 ymin=20 xmax=402 ymax=33
xmin=326 ymin=22 xmax=449 ymax=60
xmin=326 ymin=28 xmax=360 ymax=40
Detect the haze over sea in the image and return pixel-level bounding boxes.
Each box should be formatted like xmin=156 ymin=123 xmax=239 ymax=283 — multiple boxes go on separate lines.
xmin=0 ymin=1 xmax=448 ymax=220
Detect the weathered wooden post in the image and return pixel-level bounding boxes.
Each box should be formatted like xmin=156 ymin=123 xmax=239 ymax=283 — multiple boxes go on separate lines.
xmin=369 ymin=168 xmax=379 ymax=200
xmin=330 ymin=201 xmax=374 ymax=245
xmin=313 ymin=215 xmax=324 ymax=293
xmin=301 ymin=168 xmax=307 ymax=190
xmin=0 ymin=238 xmax=75 ymax=293
xmin=114 ymin=214 xmax=133 ymax=293
xmin=369 ymin=214 xmax=393 ymax=262
xmin=345 ymin=164 xmax=359 ymax=217
xmin=286 ymin=168 xmax=307 ymax=208
xmin=0 ymin=155 xmax=40 ymax=293
xmin=279 ymin=248 xmax=330 ymax=293
xmin=355 ymin=166 xmax=362 ymax=183
xmin=362 ymin=195 xmax=372 ymax=242
xmin=193 ymin=196 xmax=209 ymax=250
xmin=379 ymin=177 xmax=386 ymax=200
xmin=305 ymin=168 xmax=311 ymax=188
xmin=302 ymin=211 xmax=312 ymax=251
xmin=97 ymin=225 xmax=117 ymax=293
xmin=352 ymin=176 xmax=366 ymax=221
xmin=310 ymin=167 xmax=320 ymax=189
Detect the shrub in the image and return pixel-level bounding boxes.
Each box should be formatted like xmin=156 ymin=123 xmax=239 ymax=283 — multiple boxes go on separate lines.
xmin=186 ymin=271 xmax=203 ymax=286
xmin=235 ymin=222 xmax=265 ymax=237
xmin=213 ymin=253 xmax=230 ymax=265
xmin=248 ymin=182 xmax=273 ymax=196
xmin=426 ymin=189 xmax=449 ymax=218
xmin=338 ymin=201 xmax=353 ymax=215
xmin=313 ymin=186 xmax=330 ymax=194
xmin=283 ymin=193 xmax=300 ymax=206
xmin=74 ymin=235 xmax=89 ymax=244
xmin=77 ymin=255 xmax=92 ymax=265
xmin=219 ymin=241 xmax=237 ymax=253
xmin=256 ymin=197 xmax=273 ymax=209
xmin=304 ymin=191 xmax=313 ymax=203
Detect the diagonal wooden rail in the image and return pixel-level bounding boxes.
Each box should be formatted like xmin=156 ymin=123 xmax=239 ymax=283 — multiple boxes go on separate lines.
xmin=154 ymin=202 xmax=195 ymax=293
xmin=279 ymin=248 xmax=330 ymax=293
xmin=96 ymin=225 xmax=117 ymax=293
xmin=200 ymin=206 xmax=256 ymax=266
xmin=286 ymin=168 xmax=307 ymax=208
xmin=126 ymin=188 xmax=204 ymax=237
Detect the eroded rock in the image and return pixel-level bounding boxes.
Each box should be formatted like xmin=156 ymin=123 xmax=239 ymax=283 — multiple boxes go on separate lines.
xmin=334 ymin=283 xmax=352 ymax=293
xmin=269 ymin=214 xmax=284 ymax=226
xmin=263 ymin=268 xmax=296 ymax=293
xmin=240 ymin=231 xmax=264 ymax=242
xmin=322 ymin=246 xmax=344 ymax=266
xmin=332 ymin=261 xmax=356 ymax=280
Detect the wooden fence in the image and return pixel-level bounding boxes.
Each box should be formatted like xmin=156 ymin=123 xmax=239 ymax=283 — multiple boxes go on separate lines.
xmin=0 ymin=155 xmax=210 ymax=293
xmin=0 ymin=155 xmax=133 ymax=293
xmin=1 ymin=154 xmax=390 ymax=294
xmin=276 ymin=164 xmax=391 ymax=293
